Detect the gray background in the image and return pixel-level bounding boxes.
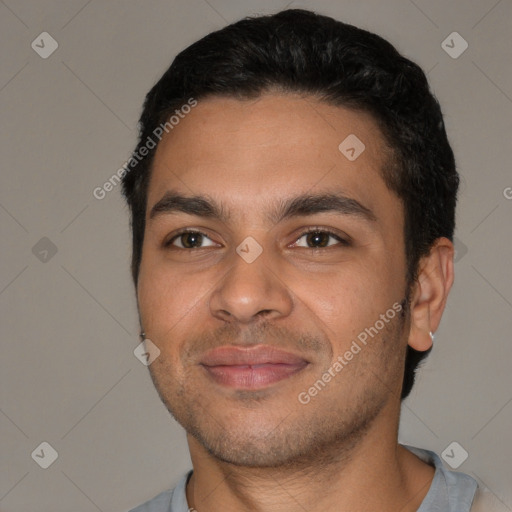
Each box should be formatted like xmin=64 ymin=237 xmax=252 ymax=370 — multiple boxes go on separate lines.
xmin=1 ymin=0 xmax=511 ymax=510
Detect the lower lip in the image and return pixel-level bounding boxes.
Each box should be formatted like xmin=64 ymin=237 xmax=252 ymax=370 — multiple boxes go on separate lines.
xmin=202 ymin=363 xmax=308 ymax=389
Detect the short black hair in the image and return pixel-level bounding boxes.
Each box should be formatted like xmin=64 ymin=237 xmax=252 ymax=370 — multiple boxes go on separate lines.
xmin=121 ymin=8 xmax=458 ymax=400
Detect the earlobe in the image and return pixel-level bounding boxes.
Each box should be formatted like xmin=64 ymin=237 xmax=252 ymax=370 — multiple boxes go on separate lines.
xmin=409 ymin=300 xmax=434 ymax=351
xmin=407 ymin=238 xmax=455 ymax=352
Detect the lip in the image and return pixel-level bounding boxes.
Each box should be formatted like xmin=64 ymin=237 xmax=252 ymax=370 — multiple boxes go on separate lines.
xmin=200 ymin=345 xmax=309 ymax=390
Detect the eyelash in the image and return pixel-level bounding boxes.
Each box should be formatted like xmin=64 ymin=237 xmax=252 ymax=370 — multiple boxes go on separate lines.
xmin=164 ymin=227 xmax=350 ymax=250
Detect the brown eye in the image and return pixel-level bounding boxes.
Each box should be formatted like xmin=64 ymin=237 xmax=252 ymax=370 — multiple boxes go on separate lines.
xmin=166 ymin=231 xmax=216 ymax=249
xmin=306 ymin=232 xmax=330 ymax=247
xmin=293 ymin=230 xmax=349 ymax=249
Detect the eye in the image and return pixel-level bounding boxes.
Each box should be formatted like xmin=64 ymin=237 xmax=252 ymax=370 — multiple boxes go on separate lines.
xmin=292 ymin=229 xmax=349 ymax=249
xmin=165 ymin=230 xmax=218 ymax=249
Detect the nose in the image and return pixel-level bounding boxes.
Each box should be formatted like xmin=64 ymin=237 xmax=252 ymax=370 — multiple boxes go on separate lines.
xmin=208 ymin=248 xmax=294 ymax=324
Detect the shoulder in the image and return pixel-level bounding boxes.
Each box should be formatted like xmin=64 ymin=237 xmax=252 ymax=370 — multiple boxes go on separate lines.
xmin=402 ymin=444 xmax=477 ymax=511
xmin=471 ymin=487 xmax=510 ymax=512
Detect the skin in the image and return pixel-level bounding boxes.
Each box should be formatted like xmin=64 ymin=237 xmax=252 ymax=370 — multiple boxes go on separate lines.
xmin=137 ymin=93 xmax=455 ymax=512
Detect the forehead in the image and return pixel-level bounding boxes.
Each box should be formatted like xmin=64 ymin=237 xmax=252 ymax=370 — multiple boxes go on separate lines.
xmin=147 ymin=93 xmax=398 ymax=226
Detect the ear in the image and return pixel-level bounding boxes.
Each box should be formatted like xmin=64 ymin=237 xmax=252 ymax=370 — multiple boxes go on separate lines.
xmin=408 ymin=237 xmax=455 ymax=351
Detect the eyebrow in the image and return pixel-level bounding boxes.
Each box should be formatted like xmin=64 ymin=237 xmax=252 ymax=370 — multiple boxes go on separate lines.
xmin=149 ymin=190 xmax=377 ymax=225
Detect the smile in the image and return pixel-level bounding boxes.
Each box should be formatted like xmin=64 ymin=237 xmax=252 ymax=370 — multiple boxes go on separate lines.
xmin=200 ymin=345 xmax=309 ymax=389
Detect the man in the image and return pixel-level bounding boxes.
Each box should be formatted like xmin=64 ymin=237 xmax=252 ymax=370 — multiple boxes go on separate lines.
xmin=122 ymin=8 xmax=502 ymax=511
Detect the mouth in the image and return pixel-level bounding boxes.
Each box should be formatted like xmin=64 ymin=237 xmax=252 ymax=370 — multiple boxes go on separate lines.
xmin=200 ymin=345 xmax=309 ymax=390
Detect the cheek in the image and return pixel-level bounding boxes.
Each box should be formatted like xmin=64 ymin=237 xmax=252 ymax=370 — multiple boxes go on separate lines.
xmin=137 ymin=258 xmax=200 ymax=333
xmin=293 ymin=260 xmax=402 ymax=344
xmin=137 ymin=264 xmax=202 ymax=371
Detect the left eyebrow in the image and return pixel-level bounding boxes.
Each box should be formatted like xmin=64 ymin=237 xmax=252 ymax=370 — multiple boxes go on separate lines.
xmin=148 ymin=190 xmax=377 ymax=225
xmin=270 ymin=192 xmax=377 ymax=224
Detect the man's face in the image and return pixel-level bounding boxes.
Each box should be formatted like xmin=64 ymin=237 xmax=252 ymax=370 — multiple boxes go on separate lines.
xmin=137 ymin=93 xmax=410 ymax=467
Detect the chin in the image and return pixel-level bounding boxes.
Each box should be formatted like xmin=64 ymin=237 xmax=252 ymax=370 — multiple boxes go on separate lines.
xmin=192 ymin=427 xmax=313 ymax=468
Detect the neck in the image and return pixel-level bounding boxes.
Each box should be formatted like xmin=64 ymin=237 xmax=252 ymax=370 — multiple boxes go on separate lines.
xmin=185 ymin=403 xmax=435 ymax=512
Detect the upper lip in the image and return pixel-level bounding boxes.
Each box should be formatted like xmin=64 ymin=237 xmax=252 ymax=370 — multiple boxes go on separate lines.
xmin=200 ymin=345 xmax=308 ymax=366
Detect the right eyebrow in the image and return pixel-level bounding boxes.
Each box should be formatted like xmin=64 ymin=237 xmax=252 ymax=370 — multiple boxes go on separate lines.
xmin=149 ymin=191 xmax=229 ymax=222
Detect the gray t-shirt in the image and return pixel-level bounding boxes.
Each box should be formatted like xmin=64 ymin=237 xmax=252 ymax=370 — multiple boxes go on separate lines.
xmin=128 ymin=444 xmax=478 ymax=511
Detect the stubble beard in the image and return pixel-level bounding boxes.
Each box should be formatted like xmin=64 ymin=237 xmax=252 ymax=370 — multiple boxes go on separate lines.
xmin=147 ymin=315 xmax=405 ymax=472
